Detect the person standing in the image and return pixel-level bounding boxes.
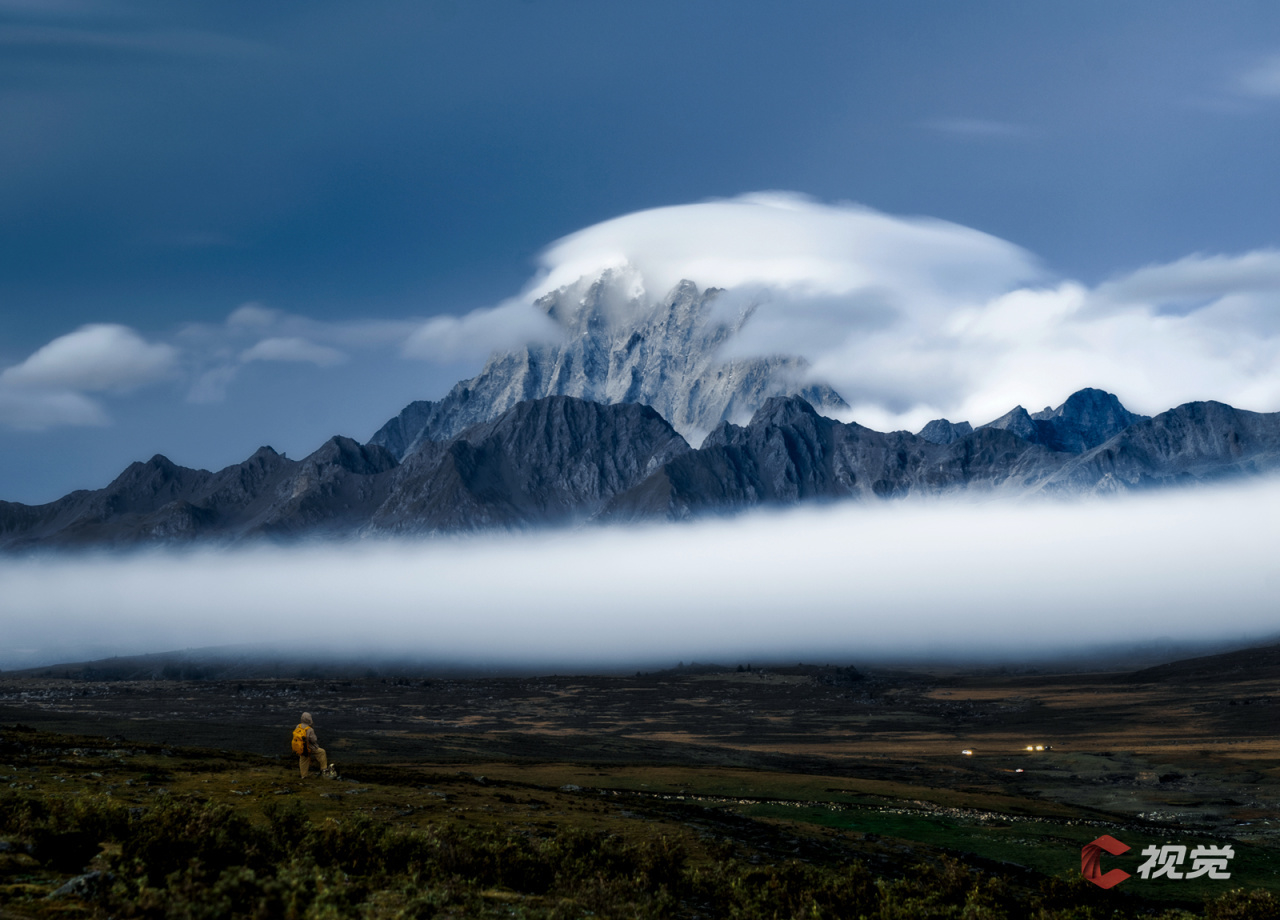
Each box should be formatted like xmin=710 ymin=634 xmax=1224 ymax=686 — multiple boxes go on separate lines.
xmin=291 ymin=712 xmax=330 ymax=779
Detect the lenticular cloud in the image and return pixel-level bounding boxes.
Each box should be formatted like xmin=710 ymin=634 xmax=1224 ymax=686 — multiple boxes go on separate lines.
xmin=521 ymin=194 xmax=1280 ymax=433
xmin=533 ymin=192 xmax=1040 ymax=307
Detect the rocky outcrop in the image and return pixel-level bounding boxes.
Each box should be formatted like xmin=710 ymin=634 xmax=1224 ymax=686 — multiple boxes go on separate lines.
xmin=603 ymin=397 xmax=1066 ymax=520
xmin=369 ymin=396 xmax=690 ymax=532
xmin=917 ymin=418 xmax=973 ymax=445
xmin=368 ymin=272 xmax=847 ymax=457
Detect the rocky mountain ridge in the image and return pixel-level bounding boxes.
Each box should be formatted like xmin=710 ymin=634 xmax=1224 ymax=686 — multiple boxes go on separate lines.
xmin=369 ymin=273 xmax=847 ymax=457
xmin=3 ymin=387 xmax=1280 ymax=550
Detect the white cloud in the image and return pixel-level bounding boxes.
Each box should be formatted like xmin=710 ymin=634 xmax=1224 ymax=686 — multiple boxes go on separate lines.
xmin=522 ymin=194 xmax=1280 ymax=431
xmin=241 ymin=337 xmax=347 ymax=367
xmin=0 ymin=324 xmax=175 ymax=430
xmin=1095 ymin=250 xmax=1280 ymax=304
xmin=533 ymin=192 xmax=1041 ymax=306
xmin=2 ymin=481 xmax=1278 ymax=668
xmin=225 ymin=302 xmax=280 ymax=329
xmin=1 ymin=323 xmax=176 ymax=392
xmin=186 ymin=365 xmax=240 ymax=405
xmin=793 ymin=262 xmax=1280 ymax=430
xmin=1238 ymin=54 xmax=1280 ymax=98
xmin=401 ymin=298 xmax=561 ymax=364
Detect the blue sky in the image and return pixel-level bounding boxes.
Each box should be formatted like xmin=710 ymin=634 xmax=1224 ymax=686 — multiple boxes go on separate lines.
xmin=4 ymin=1 xmax=1280 ymax=502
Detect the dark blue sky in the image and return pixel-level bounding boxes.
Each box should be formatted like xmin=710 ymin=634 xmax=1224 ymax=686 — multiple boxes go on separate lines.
xmin=3 ymin=1 xmax=1280 ymax=502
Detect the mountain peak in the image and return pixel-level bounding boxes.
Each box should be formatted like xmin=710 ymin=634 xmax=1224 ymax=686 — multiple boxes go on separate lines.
xmin=369 ymin=272 xmax=848 ymax=460
xmin=749 ymin=395 xmax=823 ymax=426
xmin=980 ymin=388 xmax=1148 ymax=452
xmin=917 ymin=418 xmax=973 ymax=445
xmin=304 ymin=436 xmax=398 ymax=475
xmin=982 ymin=405 xmax=1038 ymax=442
xmin=1033 ymin=387 xmax=1129 ymax=421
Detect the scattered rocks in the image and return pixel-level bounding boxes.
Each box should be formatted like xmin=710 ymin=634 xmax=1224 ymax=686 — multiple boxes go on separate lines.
xmin=47 ymin=870 xmax=110 ymax=900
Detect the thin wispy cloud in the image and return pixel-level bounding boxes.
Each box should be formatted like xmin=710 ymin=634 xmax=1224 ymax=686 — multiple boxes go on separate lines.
xmin=401 ymin=299 xmax=561 ymax=365
xmin=1237 ymin=53 xmax=1280 ymax=98
xmin=179 ymin=305 xmax=420 ymax=405
xmin=241 ymin=337 xmax=348 ymax=368
xmin=1096 ymin=250 xmax=1280 ymax=303
xmin=920 ymin=117 xmax=1033 ymax=139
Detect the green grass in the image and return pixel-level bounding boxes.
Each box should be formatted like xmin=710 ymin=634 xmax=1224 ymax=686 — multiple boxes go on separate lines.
xmin=736 ymin=802 xmax=1280 ymax=902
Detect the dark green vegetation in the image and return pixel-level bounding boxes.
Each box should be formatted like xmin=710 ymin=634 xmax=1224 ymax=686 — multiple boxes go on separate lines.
xmin=0 ymin=726 xmax=1275 ymax=919
xmin=1 ymin=648 xmax=1278 ymax=917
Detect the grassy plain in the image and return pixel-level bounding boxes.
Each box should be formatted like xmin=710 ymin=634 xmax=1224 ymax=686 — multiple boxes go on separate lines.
xmin=1 ymin=646 xmax=1278 ymax=917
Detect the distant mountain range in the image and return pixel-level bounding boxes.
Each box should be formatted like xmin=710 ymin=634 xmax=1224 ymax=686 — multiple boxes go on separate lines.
xmin=4 ymin=276 xmax=1280 ymax=550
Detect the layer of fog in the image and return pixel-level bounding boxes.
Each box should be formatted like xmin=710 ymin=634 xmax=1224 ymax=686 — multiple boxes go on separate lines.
xmin=4 ymin=480 xmax=1279 ymax=671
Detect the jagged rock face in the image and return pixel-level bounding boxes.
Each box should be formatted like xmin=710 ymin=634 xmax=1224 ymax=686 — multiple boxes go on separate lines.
xmin=606 ymin=393 xmax=1280 ymax=520
xmin=917 ymin=418 xmax=973 ymax=445
xmin=369 ymin=396 xmax=690 ymax=533
xmin=1040 ymin=401 xmax=1280 ymax=493
xmin=0 ymin=455 xmax=223 ymax=548
xmin=368 ymin=273 xmax=847 ymax=458
xmin=604 ymin=397 xmax=1066 ymax=520
xmin=254 ymin=437 xmax=400 ymax=536
xmin=981 ymin=388 xmax=1149 ymax=453
xmin=0 ymin=439 xmax=401 ymax=549
xmin=6 ymin=388 xmax=1280 ymax=549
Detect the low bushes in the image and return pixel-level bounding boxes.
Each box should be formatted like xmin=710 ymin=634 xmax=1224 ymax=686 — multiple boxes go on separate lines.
xmin=2 ymin=792 xmax=1276 ymax=919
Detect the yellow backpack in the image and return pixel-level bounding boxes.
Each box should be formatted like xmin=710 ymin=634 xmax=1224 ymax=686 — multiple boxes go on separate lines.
xmin=291 ymin=723 xmax=309 ymax=756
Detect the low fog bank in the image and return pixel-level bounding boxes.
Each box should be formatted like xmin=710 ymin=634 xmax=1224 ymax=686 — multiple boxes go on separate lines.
xmin=3 ymin=482 xmax=1279 ymax=671
xmin=0 ymin=638 xmax=1259 ymax=682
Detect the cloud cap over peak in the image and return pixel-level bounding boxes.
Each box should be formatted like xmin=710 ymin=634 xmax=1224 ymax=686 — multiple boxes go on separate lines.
xmin=509 ymin=194 xmax=1280 ymax=433
xmin=532 ymin=193 xmax=1042 ymax=306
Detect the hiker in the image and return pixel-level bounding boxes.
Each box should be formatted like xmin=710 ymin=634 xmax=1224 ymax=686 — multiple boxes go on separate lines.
xmin=291 ymin=712 xmax=332 ymax=778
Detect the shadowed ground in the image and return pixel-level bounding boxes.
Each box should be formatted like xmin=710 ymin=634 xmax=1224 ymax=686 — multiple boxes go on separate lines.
xmin=1 ymin=647 xmax=1278 ymax=914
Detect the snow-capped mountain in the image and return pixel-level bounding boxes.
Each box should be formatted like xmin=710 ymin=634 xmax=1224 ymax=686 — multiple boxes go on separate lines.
xmin=369 ymin=271 xmax=847 ymax=458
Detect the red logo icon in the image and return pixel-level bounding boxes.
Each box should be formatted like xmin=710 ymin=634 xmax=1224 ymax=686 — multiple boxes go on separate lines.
xmin=1082 ymin=835 xmax=1131 ymax=889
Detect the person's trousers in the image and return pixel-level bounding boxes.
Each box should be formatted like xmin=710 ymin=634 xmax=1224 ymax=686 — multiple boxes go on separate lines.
xmin=299 ymin=747 xmax=328 ymax=778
